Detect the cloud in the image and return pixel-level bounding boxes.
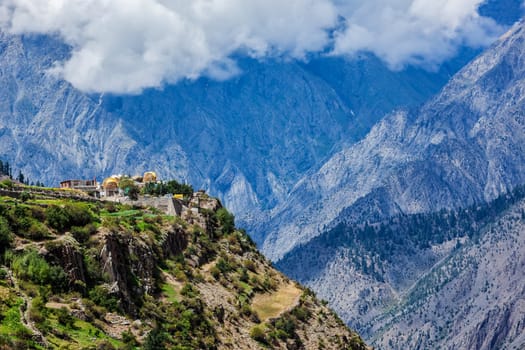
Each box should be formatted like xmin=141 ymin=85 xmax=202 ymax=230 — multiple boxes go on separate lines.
xmin=331 ymin=0 xmax=504 ymax=70
xmin=0 ymin=0 xmax=504 ymax=93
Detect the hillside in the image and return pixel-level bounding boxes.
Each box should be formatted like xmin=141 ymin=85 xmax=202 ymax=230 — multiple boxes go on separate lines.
xmin=0 ymin=184 xmax=367 ymax=350
xmin=278 ymin=186 xmax=525 ymax=349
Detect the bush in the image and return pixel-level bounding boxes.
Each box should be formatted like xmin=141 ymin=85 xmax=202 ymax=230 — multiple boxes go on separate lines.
xmin=88 ymin=285 xmax=119 ymax=312
xmin=56 ymin=307 xmax=75 ymax=328
xmin=11 ymin=250 xmax=67 ymax=291
xmin=0 ymin=216 xmax=13 ymax=253
xmin=25 ymin=221 xmax=50 ymax=240
xmin=46 ymin=205 xmax=70 ymax=231
xmin=291 ymin=306 xmax=310 ymax=322
xmin=214 ymin=208 xmax=235 ymax=236
xmin=71 ymin=224 xmax=97 ymax=243
xmin=215 ymin=258 xmax=231 ymax=274
xmin=274 ymin=316 xmax=296 ymax=338
xmin=65 ymin=203 xmax=94 ymax=227
xmin=0 ymin=179 xmax=13 ymax=189
xmin=46 ymin=203 xmax=94 ymax=232
xmin=19 ymin=191 xmax=31 ymax=202
xmin=250 ymin=325 xmax=267 ymax=343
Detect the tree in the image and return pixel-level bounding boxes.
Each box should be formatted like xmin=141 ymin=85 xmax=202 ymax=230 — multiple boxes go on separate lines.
xmin=16 ymin=170 xmax=24 ymax=184
xmin=215 ymin=208 xmax=235 ymax=235
xmin=119 ymin=177 xmax=139 ymax=200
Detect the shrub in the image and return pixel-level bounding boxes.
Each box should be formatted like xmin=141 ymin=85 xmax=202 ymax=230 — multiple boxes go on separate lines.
xmin=0 ymin=179 xmax=13 ymax=189
xmin=65 ymin=203 xmax=94 ymax=227
xmin=250 ymin=325 xmax=267 ymax=343
xmin=291 ymin=306 xmax=310 ymax=322
xmin=243 ymin=259 xmax=257 ymax=272
xmin=0 ymin=216 xmax=13 ymax=253
xmin=274 ymin=316 xmax=296 ymax=339
xmin=46 ymin=205 xmax=70 ymax=231
xmin=143 ymin=327 xmax=168 ymax=350
xmin=215 ymin=258 xmax=231 ymax=274
xmin=56 ymin=307 xmax=75 ymax=328
xmin=214 ymin=208 xmax=235 ymax=236
xmin=11 ymin=250 xmax=67 ymax=291
xmin=88 ymin=285 xmax=119 ymax=312
xmin=71 ymin=224 xmax=97 ymax=243
xmin=46 ymin=203 xmax=94 ymax=232
xmin=25 ymin=221 xmax=50 ymax=240
xmin=19 ymin=191 xmax=31 ymax=202
xmin=209 ymin=266 xmax=221 ymax=280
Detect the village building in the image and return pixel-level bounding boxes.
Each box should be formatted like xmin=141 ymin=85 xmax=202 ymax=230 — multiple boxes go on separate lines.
xmin=60 ymin=179 xmax=98 ymax=192
xmin=101 ymin=177 xmax=120 ymax=197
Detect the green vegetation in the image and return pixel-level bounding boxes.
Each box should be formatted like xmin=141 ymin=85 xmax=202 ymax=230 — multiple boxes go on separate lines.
xmin=0 ymin=183 xmax=364 ymax=349
xmin=142 ymin=179 xmax=193 ymax=198
xmin=9 ymin=250 xmax=67 ymax=292
xmin=279 ymin=184 xmax=525 ymax=280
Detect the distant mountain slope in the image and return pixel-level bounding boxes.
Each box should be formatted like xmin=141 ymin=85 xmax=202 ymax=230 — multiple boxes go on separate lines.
xmin=371 ymin=191 xmax=525 ymax=349
xmin=278 ymin=185 xmax=525 ymax=349
xmin=261 ymin=19 xmax=525 ymax=260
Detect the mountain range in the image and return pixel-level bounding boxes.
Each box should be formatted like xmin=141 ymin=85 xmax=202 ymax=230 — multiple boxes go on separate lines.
xmin=1 ymin=0 xmax=519 ymax=227
xmin=1 ymin=1 xmax=525 ymax=349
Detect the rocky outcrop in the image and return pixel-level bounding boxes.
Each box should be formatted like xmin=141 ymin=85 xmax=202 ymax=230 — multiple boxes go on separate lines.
xmin=99 ymin=231 xmax=158 ymax=314
xmin=44 ymin=235 xmax=87 ymax=290
xmin=160 ymin=227 xmax=188 ymax=259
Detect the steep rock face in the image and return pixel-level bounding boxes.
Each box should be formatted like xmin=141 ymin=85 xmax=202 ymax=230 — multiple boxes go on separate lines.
xmin=262 ymin=20 xmax=525 ymax=261
xmin=99 ymin=230 xmax=158 ymax=314
xmin=44 ymin=235 xmax=87 ymax=288
xmin=0 ymin=33 xmax=156 ymax=184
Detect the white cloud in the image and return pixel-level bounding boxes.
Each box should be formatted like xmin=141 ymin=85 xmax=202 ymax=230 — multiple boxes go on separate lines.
xmin=332 ymin=0 xmax=503 ymax=70
xmin=0 ymin=0 xmax=504 ymax=93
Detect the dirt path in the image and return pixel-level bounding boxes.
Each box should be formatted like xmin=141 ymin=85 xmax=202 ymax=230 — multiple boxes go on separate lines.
xmin=4 ymin=267 xmax=48 ymax=348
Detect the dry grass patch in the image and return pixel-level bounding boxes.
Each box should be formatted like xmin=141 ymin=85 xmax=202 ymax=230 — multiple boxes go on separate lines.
xmin=251 ymin=282 xmax=302 ymax=321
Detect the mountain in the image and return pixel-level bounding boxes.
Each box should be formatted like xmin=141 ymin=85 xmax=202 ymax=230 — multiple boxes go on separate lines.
xmin=1 ymin=0 xmax=520 ymax=231
xmin=0 ymin=183 xmax=368 ymax=349
xmin=371 ymin=191 xmax=525 ymax=349
xmin=262 ymin=19 xmax=525 ymax=261
xmin=269 ymin=18 xmax=525 ymax=349
xmin=278 ymin=186 xmax=525 ymax=349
